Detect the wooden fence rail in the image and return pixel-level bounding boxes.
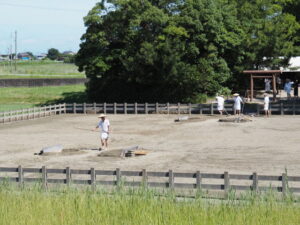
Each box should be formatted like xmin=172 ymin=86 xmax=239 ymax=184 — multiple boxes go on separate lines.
xmin=1 ymin=166 xmax=299 ymax=195
xmin=65 ymin=102 xmax=300 ymax=115
xmin=0 ymin=104 xmax=66 ymax=124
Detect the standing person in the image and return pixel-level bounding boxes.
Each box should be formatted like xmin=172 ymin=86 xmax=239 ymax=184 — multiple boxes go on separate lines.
xmin=233 ymin=93 xmax=243 ymax=115
xmin=294 ymin=79 xmax=299 ymax=98
xmin=264 ymin=78 xmax=271 ymax=92
xmin=284 ymin=79 xmax=294 ymax=99
xmin=93 ymin=114 xmax=110 ymax=150
xmin=264 ymin=93 xmax=270 ymax=117
xmin=215 ymin=95 xmax=225 ymax=115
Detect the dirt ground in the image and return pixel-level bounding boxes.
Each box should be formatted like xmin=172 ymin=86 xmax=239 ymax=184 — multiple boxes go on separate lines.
xmin=1 ymin=114 xmax=300 ymax=175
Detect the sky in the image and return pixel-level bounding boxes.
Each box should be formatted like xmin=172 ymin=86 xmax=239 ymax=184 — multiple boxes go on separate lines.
xmin=0 ymin=0 xmax=99 ymax=55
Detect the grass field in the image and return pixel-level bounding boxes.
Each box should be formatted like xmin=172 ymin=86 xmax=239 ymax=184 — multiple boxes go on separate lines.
xmin=0 ymin=84 xmax=86 ymax=112
xmin=0 ymin=60 xmax=85 ymax=77
xmin=0 ymin=185 xmax=299 ymax=225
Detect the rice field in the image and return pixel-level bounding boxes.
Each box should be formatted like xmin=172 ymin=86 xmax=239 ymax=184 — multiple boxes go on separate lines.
xmin=0 ymin=184 xmax=299 ymax=225
xmin=0 ymin=61 xmax=84 ymax=77
xmin=0 ymin=84 xmax=86 ymax=112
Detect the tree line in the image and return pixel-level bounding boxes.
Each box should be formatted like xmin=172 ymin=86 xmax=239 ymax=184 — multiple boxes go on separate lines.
xmin=76 ymin=0 xmax=300 ymax=103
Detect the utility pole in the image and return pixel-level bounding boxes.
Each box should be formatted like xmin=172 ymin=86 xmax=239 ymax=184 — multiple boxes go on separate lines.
xmin=14 ymin=30 xmax=17 ymax=71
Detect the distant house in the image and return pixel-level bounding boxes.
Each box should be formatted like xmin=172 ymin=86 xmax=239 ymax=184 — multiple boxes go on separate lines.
xmin=0 ymin=54 xmax=10 ymax=61
xmin=62 ymin=51 xmax=76 ymax=55
xmin=18 ymin=53 xmax=31 ymax=60
xmin=36 ymin=54 xmax=47 ymax=60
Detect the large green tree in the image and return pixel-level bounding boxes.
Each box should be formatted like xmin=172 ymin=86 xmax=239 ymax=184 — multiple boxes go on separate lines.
xmin=76 ymin=0 xmax=299 ymax=102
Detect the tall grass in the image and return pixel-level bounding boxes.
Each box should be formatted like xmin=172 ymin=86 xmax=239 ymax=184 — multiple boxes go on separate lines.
xmin=0 ymin=84 xmax=86 ymax=112
xmin=0 ymin=61 xmax=84 ymax=76
xmin=0 ymin=184 xmax=299 ymax=225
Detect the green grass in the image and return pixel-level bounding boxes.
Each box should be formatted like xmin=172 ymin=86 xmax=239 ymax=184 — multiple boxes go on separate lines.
xmin=0 ymin=60 xmax=85 ymax=77
xmin=0 ymin=185 xmax=299 ymax=225
xmin=0 ymin=84 xmax=86 ymax=112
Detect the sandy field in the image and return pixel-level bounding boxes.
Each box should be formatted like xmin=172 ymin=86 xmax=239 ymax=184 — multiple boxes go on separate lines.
xmin=0 ymin=114 xmax=300 ymax=175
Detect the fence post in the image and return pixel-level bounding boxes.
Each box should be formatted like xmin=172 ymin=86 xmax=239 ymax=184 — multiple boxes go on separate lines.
xmin=114 ymin=103 xmax=117 ymax=114
xmin=252 ymin=172 xmax=258 ymax=192
xmin=66 ymin=167 xmax=71 ymax=186
xmin=124 ymin=103 xmax=127 ymax=114
xmin=282 ymin=173 xmax=287 ymax=197
xmin=280 ymin=102 xmax=284 ymax=115
xmin=73 ymin=103 xmax=76 ymax=114
xmin=293 ymin=101 xmax=295 ymax=115
xmin=155 ymin=102 xmax=159 ymax=114
xmin=142 ymin=169 xmax=148 ymax=188
xmin=224 ymin=171 xmax=230 ymax=197
xmin=169 ymin=170 xmax=174 ymax=190
xmin=116 ymin=168 xmax=121 ymax=187
xmin=104 ymin=102 xmax=107 ymax=114
xmin=145 ymin=103 xmax=148 ymax=114
xmin=18 ymin=165 xmax=23 ymax=188
xmin=196 ymin=170 xmax=202 ymax=190
xmin=3 ymin=111 xmax=6 ymax=123
xmin=134 ymin=103 xmax=138 ymax=114
xmin=9 ymin=111 xmax=12 ymax=122
xmin=93 ymin=102 xmax=97 ymax=114
xmin=91 ymin=168 xmax=96 ymax=191
xmin=83 ymin=103 xmax=87 ymax=114
xmin=33 ymin=107 xmax=35 ymax=119
xmin=199 ymin=104 xmax=203 ymax=115
xmin=177 ymin=103 xmax=180 ymax=115
xmin=64 ymin=103 xmax=67 ymax=114
xmin=189 ymin=103 xmax=192 ymax=115
xmin=42 ymin=166 xmax=47 ymax=190
xmin=211 ymin=103 xmax=214 ymax=115
xmin=167 ymin=103 xmax=170 ymax=115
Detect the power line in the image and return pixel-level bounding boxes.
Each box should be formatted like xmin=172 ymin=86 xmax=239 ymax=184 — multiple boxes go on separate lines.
xmin=0 ymin=2 xmax=87 ymax=13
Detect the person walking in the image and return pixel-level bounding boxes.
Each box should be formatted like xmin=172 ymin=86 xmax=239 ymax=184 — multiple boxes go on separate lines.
xmin=284 ymin=79 xmax=294 ymax=99
xmin=294 ymin=79 xmax=299 ymax=98
xmin=215 ymin=94 xmax=225 ymax=115
xmin=264 ymin=93 xmax=270 ymax=117
xmin=233 ymin=93 xmax=243 ymax=115
xmin=93 ymin=114 xmax=110 ymax=150
xmin=264 ymin=78 xmax=271 ymax=92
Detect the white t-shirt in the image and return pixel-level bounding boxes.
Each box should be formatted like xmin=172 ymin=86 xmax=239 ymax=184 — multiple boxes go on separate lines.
xmin=216 ymin=96 xmax=224 ymax=110
xmin=264 ymin=96 xmax=270 ymax=110
xmin=234 ymin=96 xmax=243 ymax=110
xmin=98 ymin=119 xmax=110 ymax=133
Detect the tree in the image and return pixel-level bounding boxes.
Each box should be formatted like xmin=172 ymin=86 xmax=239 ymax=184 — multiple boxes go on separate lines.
xmin=47 ymin=48 xmax=60 ymax=60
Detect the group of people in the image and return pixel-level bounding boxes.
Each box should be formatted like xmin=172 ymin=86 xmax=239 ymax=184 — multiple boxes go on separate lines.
xmin=216 ymin=93 xmax=270 ymax=117
xmin=265 ymin=78 xmax=299 ymax=99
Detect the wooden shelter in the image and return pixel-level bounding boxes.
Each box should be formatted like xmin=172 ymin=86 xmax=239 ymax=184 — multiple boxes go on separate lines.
xmin=243 ymin=70 xmax=282 ymax=101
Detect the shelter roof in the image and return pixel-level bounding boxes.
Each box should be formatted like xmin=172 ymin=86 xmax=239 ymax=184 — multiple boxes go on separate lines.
xmin=243 ymin=70 xmax=282 ymax=74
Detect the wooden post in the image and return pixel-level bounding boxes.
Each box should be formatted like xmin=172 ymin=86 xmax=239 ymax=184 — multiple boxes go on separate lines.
xmin=114 ymin=103 xmax=117 ymax=114
xmin=42 ymin=166 xmax=47 ymax=190
xmin=9 ymin=111 xmax=12 ymax=122
xmin=199 ymin=104 xmax=203 ymax=115
xmin=124 ymin=103 xmax=127 ymax=114
xmin=142 ymin=169 xmax=148 ymax=188
xmin=91 ymin=168 xmax=96 ymax=191
xmin=18 ymin=165 xmax=23 ymax=188
xmin=73 ymin=103 xmax=76 ymax=114
xmin=224 ymin=171 xmax=230 ymax=197
xmin=155 ymin=102 xmax=159 ymax=114
xmin=280 ymin=102 xmax=284 ymax=115
xmin=293 ymin=101 xmax=295 ymax=115
xmin=83 ymin=103 xmax=87 ymax=114
xmin=33 ymin=107 xmax=35 ymax=119
xmin=196 ymin=171 xmax=202 ymax=190
xmin=177 ymin=103 xmax=180 ymax=115
xmin=167 ymin=103 xmax=170 ymax=115
xmin=134 ymin=103 xmax=138 ymax=114
xmin=252 ymin=172 xmax=258 ymax=192
xmin=116 ymin=168 xmax=121 ymax=187
xmin=64 ymin=103 xmax=67 ymax=114
xmin=250 ymin=74 xmax=254 ymax=102
xmin=169 ymin=170 xmax=174 ymax=190
xmin=188 ymin=103 xmax=192 ymax=115
xmin=256 ymin=104 xmax=260 ymax=115
xmin=272 ymin=74 xmax=277 ymax=101
xmin=145 ymin=103 xmax=148 ymax=114
xmin=211 ymin=103 xmax=214 ymax=115
xmin=104 ymin=102 xmax=107 ymax=114
xmin=93 ymin=102 xmax=97 ymax=114
xmin=66 ymin=167 xmax=71 ymax=185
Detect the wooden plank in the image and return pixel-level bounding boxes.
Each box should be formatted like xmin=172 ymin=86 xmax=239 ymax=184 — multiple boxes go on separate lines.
xmin=147 ymin=171 xmax=169 ymax=177
xmin=229 ymin=174 xmax=253 ymax=180
xmin=0 ymin=167 xmax=18 ymax=172
xmin=286 ymin=176 xmax=300 ymax=182
xmin=96 ymin=170 xmax=115 ymax=176
xmin=259 ymin=186 xmax=282 ymax=192
xmin=289 ymin=187 xmax=300 ymax=193
xmin=201 ymin=184 xmax=224 ymax=190
xmin=72 ymin=179 xmax=91 ymax=185
xmin=23 ymin=178 xmax=40 ymax=183
xmin=148 ymin=182 xmax=168 ymax=188
xmin=173 ymin=172 xmax=196 ymax=178
xmin=201 ymin=173 xmax=224 ymax=179
xmin=0 ymin=177 xmax=18 ymax=182
xmin=124 ymin=181 xmax=141 ymax=187
xmin=121 ymin=171 xmax=143 ymax=177
xmin=230 ymin=185 xmax=252 ymax=191
xmin=23 ymin=168 xmax=42 ymax=173
xmin=174 ymin=183 xmax=195 ymax=189
xmin=97 ymin=180 xmax=116 ymax=186
xmin=47 ymin=178 xmax=66 ymax=184
xmin=47 ymin=169 xmax=66 ymax=174
xmin=258 ymin=175 xmax=281 ymax=181
xmin=70 ymin=169 xmax=91 ymax=175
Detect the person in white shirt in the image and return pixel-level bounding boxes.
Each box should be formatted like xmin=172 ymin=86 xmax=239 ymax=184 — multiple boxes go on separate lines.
xmin=93 ymin=114 xmax=110 ymax=150
xmin=264 ymin=93 xmax=270 ymax=117
xmin=215 ymin=95 xmax=225 ymax=115
xmin=233 ymin=93 xmax=243 ymax=115
xmin=264 ymin=78 xmax=271 ymax=92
